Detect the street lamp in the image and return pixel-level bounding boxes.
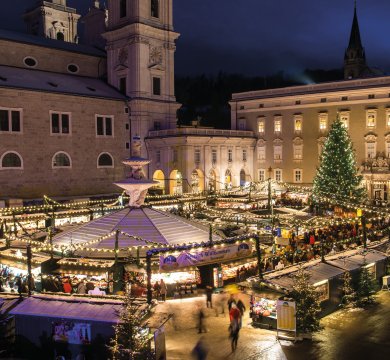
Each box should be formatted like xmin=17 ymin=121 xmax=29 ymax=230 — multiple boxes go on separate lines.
xmin=267 ymin=166 xmax=272 ymax=210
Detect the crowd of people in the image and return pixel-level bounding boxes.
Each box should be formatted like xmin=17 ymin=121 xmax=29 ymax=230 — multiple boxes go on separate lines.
xmin=0 ymin=266 xmax=36 ymax=295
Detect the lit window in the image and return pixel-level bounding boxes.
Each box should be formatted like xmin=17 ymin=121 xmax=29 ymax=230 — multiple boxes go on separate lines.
xmin=228 ymin=149 xmax=233 ymax=162
xmin=258 ymin=146 xmax=266 ymax=161
xmin=274 ymin=145 xmax=282 ymax=161
xmin=97 ymin=153 xmax=114 ymax=168
xmin=258 ymin=169 xmax=265 ymax=182
xmin=274 ymin=117 xmax=282 ymax=133
xmin=294 ymin=116 xmax=302 ymax=132
xmin=319 ymin=113 xmax=328 ymax=131
xmin=258 ymin=120 xmax=265 ymax=134
xmin=293 ymin=144 xmax=303 ymax=160
xmin=366 ymin=110 xmax=376 ymax=128
xmin=243 ymin=149 xmax=247 ymax=162
xmin=212 ymin=149 xmax=217 ymax=163
xmin=0 ymin=108 xmax=22 ymax=133
xmin=387 ymin=111 xmax=390 ymax=128
xmin=96 ymin=115 xmax=114 ymax=136
xmin=52 ymin=152 xmax=71 ymax=168
xmin=386 ymin=142 xmax=390 ymax=158
xmin=294 ymin=169 xmax=302 ymax=183
xmin=194 ymin=149 xmax=201 ymax=163
xmin=51 ymin=112 xmax=71 ymax=135
xmin=274 ymin=169 xmax=282 ymax=182
xmin=366 ymin=142 xmax=376 ymax=159
xmin=0 ymin=151 xmax=23 ymax=169
xmin=340 ymin=113 xmax=349 ymax=129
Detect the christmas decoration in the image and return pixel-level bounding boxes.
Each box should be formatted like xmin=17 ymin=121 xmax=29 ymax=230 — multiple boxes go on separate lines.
xmin=357 ymin=259 xmax=377 ymax=306
xmin=313 ymin=116 xmax=366 ymax=202
xmin=340 ymin=270 xmax=357 ymax=308
xmin=291 ymin=267 xmax=321 ymax=333
xmin=109 ymin=292 xmax=152 ymax=360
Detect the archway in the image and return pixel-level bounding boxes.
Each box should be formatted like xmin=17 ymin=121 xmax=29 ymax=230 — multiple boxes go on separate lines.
xmin=225 ymin=169 xmax=232 ymax=190
xmin=208 ymin=169 xmax=217 ymax=192
xmin=240 ymin=169 xmax=246 ymax=187
xmin=152 ymin=170 xmax=165 ymax=194
xmin=169 ymin=170 xmax=183 ymax=195
xmin=191 ymin=169 xmax=205 ymax=193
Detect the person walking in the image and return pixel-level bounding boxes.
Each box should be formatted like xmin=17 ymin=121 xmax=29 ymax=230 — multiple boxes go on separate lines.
xmin=205 ymin=286 xmax=213 ymax=308
xmin=236 ymin=298 xmax=246 ymax=328
xmin=153 ymin=281 xmax=161 ymax=300
xmin=229 ymin=303 xmax=241 ymax=352
xmin=191 ymin=337 xmax=209 ymax=360
xmin=160 ymin=279 xmax=167 ymax=302
xmin=197 ymin=305 xmax=207 ymax=334
xmin=227 ymin=294 xmax=236 ymax=311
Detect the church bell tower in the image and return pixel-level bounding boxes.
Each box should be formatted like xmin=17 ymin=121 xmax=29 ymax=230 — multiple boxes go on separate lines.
xmin=103 ymin=0 xmax=181 ymax=157
xmin=24 ymin=0 xmax=80 ymax=43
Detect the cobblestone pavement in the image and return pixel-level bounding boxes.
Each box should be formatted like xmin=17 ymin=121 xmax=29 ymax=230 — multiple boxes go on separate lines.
xmin=154 ymin=293 xmax=288 ymax=360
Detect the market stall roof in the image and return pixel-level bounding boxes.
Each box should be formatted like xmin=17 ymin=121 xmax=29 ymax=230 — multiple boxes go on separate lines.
xmin=326 ymin=249 xmax=387 ymax=271
xmin=264 ymin=262 xmax=344 ymax=292
xmin=52 ymin=207 xmax=222 ymax=253
xmin=0 ymin=295 xmax=21 ymax=315
xmin=0 ymin=249 xmax=51 ymax=267
xmin=10 ymin=296 xmax=122 ymax=323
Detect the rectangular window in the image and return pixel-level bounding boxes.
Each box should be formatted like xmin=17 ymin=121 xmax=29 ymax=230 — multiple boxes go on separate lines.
xmin=194 ymin=149 xmax=201 ymax=163
xmin=320 ymin=98 xmax=327 ymax=103
xmin=126 ymin=142 xmax=130 ymax=149
xmin=295 ymin=100 xmax=301 ymax=105
xmin=259 ymin=169 xmax=265 ymax=182
xmin=258 ymin=146 xmax=265 ymax=161
xmin=294 ymin=116 xmax=302 ymax=132
xmin=156 ymin=150 xmax=161 ymax=163
xmin=173 ymin=149 xmax=178 ymax=163
xmin=274 ymin=169 xmax=282 ymax=182
xmin=294 ymin=169 xmax=302 ymax=183
xmin=212 ymin=149 xmax=217 ymax=163
xmin=228 ymin=149 xmax=233 ymax=162
xmin=0 ymin=108 xmax=22 ymax=133
xmin=51 ymin=111 xmax=71 ymax=135
xmin=366 ymin=142 xmax=376 ymax=159
xmin=274 ymin=117 xmax=282 ymax=133
xmin=238 ymin=118 xmax=246 ymax=130
xmin=293 ymin=144 xmax=303 ymax=160
xmin=366 ymin=111 xmax=376 ymax=128
xmin=120 ymin=0 xmax=127 ymax=18
xmin=274 ymin=145 xmax=282 ymax=161
xmin=319 ymin=113 xmax=328 ymax=131
xmin=258 ymin=120 xmax=265 ymax=134
xmin=387 ymin=111 xmax=390 ymax=128
xmin=386 ymin=142 xmax=390 ymax=158
xmin=341 ymin=96 xmax=348 ymax=101
xmin=340 ymin=113 xmax=349 ymax=129
xmin=368 ymin=94 xmax=375 ymax=99
xmin=154 ymin=121 xmax=161 ymax=130
xmin=243 ymin=149 xmax=247 ymax=162
xmin=96 ymin=115 xmax=114 ymax=137
xmin=119 ymin=77 xmax=126 ymax=95
xmin=153 ymin=77 xmax=161 ymax=95
xmin=151 ymin=0 xmax=159 ymax=18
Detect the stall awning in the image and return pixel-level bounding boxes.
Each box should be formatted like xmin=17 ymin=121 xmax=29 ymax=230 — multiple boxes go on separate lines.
xmin=327 ymin=249 xmax=388 ymax=271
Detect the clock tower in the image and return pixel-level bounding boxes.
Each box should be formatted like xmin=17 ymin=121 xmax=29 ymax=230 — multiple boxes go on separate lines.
xmin=103 ymin=0 xmax=180 ymax=157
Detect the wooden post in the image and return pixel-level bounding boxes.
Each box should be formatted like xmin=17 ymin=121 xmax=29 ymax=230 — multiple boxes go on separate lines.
xmin=255 ymin=235 xmax=263 ymax=280
xmin=27 ymin=244 xmax=32 ymax=297
xmin=146 ymin=253 xmax=152 ymax=305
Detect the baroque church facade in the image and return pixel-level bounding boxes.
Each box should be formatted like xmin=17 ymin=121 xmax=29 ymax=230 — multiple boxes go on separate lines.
xmin=0 ymin=1 xmax=389 ymax=203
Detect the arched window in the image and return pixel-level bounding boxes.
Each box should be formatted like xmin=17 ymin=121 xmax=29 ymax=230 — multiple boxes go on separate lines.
xmin=97 ymin=153 xmax=114 ymax=168
xmin=57 ymin=32 xmax=64 ymax=41
xmin=1 ymin=151 xmax=23 ymax=169
xmin=151 ymin=0 xmax=159 ymax=18
xmin=52 ymin=152 xmax=71 ymax=168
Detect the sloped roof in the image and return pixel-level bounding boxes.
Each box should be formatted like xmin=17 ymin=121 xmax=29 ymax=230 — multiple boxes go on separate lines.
xmin=0 ymin=29 xmax=105 ymax=57
xmin=53 ymin=207 xmax=222 ymax=254
xmin=0 ymin=65 xmax=127 ymax=100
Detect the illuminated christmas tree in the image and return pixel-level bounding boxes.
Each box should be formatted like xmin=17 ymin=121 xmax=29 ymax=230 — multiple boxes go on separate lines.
xmin=357 ymin=260 xmax=377 ymax=306
xmin=291 ymin=267 xmax=321 ymax=333
xmin=109 ymin=292 xmax=152 ymax=360
xmin=313 ymin=117 xmax=366 ymax=202
xmin=340 ymin=271 xmax=356 ymax=308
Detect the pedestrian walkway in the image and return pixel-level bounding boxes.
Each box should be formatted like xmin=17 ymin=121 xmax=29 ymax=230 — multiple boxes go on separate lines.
xmin=154 ymin=294 xmax=288 ymax=360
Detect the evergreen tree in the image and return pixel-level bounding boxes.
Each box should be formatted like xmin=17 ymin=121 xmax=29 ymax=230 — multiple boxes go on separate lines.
xmin=357 ymin=260 xmax=377 ymax=306
xmin=109 ymin=292 xmax=152 ymax=360
xmin=340 ymin=271 xmax=356 ymax=307
xmin=291 ymin=267 xmax=322 ymax=333
xmin=313 ymin=117 xmax=366 ymax=202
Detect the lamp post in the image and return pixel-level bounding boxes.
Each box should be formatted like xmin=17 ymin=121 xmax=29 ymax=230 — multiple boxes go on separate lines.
xmin=27 ymin=244 xmax=32 ymax=297
xmin=267 ymin=166 xmax=272 ymax=210
xmin=254 ymin=234 xmax=263 ymax=280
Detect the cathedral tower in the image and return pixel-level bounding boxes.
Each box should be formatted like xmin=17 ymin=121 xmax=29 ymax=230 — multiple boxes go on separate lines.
xmin=24 ymin=0 xmax=80 ymax=43
xmin=344 ymin=2 xmax=367 ymax=79
xmin=103 ymin=0 xmax=181 ymax=157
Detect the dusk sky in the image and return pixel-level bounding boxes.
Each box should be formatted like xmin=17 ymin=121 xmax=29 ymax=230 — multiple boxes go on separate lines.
xmin=3 ymin=0 xmax=390 ymax=76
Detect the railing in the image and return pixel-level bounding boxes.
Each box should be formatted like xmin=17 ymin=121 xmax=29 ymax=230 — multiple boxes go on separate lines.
xmin=148 ymin=128 xmax=255 ymax=138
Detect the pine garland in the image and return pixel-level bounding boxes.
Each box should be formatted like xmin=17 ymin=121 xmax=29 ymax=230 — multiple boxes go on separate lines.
xmin=313 ymin=116 xmax=366 ymax=202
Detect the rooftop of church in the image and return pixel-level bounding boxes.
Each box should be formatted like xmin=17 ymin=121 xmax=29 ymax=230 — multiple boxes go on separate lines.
xmin=0 ymin=29 xmax=106 ymax=58
xmin=0 ymin=65 xmax=127 ymax=100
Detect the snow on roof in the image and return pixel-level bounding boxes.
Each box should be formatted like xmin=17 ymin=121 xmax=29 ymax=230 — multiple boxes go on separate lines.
xmin=53 ymin=207 xmax=222 ymax=253
xmin=0 ymin=65 xmax=127 ymax=100
xmin=0 ymin=29 xmax=106 ymax=58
